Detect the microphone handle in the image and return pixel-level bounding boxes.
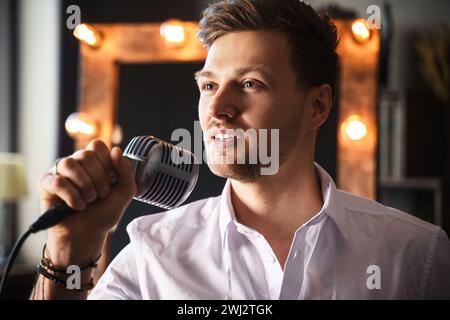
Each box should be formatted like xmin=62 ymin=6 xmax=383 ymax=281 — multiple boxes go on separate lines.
xmin=29 ymin=202 xmax=76 ymax=233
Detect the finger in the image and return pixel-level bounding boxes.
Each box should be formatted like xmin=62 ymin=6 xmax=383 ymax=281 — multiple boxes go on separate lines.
xmin=39 ymin=173 xmax=86 ymax=211
xmin=71 ymin=150 xmax=110 ymax=198
xmin=56 ymin=157 xmax=97 ymax=203
xmin=86 ymin=139 xmax=116 ymax=183
xmin=110 ymin=147 xmax=136 ymax=197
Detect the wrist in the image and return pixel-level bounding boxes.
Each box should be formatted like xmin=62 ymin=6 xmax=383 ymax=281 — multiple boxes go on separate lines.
xmin=46 ymin=233 xmax=106 ymax=267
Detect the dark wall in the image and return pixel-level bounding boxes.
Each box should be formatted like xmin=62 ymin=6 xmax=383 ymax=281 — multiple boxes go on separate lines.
xmin=0 ymin=0 xmax=11 ymax=152
xmin=72 ymin=0 xmax=208 ymax=23
xmin=315 ymin=94 xmax=338 ymax=181
xmin=0 ymin=0 xmax=18 ymax=153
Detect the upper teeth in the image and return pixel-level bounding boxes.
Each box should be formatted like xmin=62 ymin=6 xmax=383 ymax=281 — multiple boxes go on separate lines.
xmin=215 ymin=133 xmax=234 ymax=140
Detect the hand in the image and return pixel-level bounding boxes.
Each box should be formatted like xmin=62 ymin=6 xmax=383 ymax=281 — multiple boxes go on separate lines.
xmin=37 ymin=139 xmax=137 ymax=265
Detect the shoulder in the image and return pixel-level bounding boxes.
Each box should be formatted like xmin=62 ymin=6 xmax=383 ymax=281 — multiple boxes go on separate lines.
xmin=336 ymin=189 xmax=442 ymax=248
xmin=338 ymin=189 xmax=439 ymax=232
xmin=336 ymin=190 xmax=450 ymax=298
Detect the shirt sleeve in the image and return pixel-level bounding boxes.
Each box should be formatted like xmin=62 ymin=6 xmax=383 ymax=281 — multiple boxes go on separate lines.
xmin=88 ymin=243 xmax=142 ymax=300
xmin=421 ymin=228 xmax=450 ymax=299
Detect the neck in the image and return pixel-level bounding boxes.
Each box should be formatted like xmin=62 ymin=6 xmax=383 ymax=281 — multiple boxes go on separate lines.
xmin=230 ymin=150 xmax=323 ymax=242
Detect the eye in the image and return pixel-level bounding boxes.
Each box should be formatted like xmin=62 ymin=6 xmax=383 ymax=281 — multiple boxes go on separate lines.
xmin=201 ymin=82 xmax=216 ymax=92
xmin=242 ymin=79 xmax=266 ymax=91
xmin=243 ymin=80 xmax=255 ymax=89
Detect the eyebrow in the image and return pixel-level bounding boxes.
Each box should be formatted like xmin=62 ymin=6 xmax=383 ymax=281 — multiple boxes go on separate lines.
xmin=194 ymin=65 xmax=273 ymax=80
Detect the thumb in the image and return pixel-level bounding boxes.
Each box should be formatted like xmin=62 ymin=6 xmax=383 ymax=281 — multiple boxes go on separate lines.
xmin=110 ymin=146 xmax=137 ymax=198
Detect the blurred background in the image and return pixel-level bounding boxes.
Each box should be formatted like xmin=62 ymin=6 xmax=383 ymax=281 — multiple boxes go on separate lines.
xmin=0 ymin=0 xmax=449 ymax=298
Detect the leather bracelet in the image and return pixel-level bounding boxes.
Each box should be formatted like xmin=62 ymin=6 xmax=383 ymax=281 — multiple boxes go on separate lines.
xmin=36 ymin=263 xmax=95 ymax=292
xmin=41 ymin=243 xmax=101 ymax=274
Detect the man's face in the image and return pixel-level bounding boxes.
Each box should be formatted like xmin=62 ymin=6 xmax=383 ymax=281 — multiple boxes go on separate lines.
xmin=196 ymin=31 xmax=310 ymax=181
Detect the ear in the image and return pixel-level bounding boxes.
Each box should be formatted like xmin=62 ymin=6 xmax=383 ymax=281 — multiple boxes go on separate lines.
xmin=309 ymin=84 xmax=333 ymax=131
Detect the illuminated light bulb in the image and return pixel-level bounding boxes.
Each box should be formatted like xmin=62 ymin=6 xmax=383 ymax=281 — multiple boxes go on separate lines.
xmin=160 ymin=19 xmax=186 ymax=47
xmin=351 ymin=19 xmax=371 ymax=44
xmin=341 ymin=115 xmax=368 ymax=141
xmin=73 ymin=23 xmax=102 ymax=48
xmin=65 ymin=112 xmax=97 ymax=139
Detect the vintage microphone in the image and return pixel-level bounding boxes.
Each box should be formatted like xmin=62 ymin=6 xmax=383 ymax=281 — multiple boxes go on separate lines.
xmin=0 ymin=135 xmax=199 ymax=298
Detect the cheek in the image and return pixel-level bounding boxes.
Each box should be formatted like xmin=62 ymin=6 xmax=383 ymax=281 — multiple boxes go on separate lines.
xmin=250 ymin=96 xmax=292 ymax=129
xmin=241 ymin=95 xmax=276 ymax=125
xmin=198 ymin=97 xmax=208 ymax=130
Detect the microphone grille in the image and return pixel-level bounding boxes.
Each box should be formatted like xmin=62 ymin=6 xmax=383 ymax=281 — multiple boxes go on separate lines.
xmin=123 ymin=136 xmax=199 ymax=210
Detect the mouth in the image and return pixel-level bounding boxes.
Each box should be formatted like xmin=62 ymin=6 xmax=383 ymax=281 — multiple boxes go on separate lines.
xmin=208 ymin=128 xmax=240 ymax=148
xmin=214 ymin=132 xmax=236 ymax=141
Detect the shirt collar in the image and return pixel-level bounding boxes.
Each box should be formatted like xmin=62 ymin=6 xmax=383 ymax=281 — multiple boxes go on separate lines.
xmin=218 ymin=162 xmax=350 ymax=246
xmin=314 ymin=163 xmax=350 ymax=244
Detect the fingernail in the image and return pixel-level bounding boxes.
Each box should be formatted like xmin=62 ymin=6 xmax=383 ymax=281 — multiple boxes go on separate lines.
xmin=109 ymin=172 xmax=117 ymax=183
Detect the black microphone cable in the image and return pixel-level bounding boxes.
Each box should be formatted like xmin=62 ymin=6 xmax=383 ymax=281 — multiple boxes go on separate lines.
xmin=0 ymin=228 xmax=32 ymax=299
xmin=0 ymin=201 xmax=81 ymax=299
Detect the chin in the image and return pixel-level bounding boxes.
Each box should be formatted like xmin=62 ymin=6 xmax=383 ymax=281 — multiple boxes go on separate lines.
xmin=207 ymin=162 xmax=260 ymax=183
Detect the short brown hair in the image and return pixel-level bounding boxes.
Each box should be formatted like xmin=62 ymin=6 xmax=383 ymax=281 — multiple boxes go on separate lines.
xmin=197 ymin=0 xmax=339 ymax=98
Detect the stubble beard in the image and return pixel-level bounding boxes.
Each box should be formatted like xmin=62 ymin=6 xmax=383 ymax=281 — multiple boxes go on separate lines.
xmin=205 ymin=109 xmax=302 ymax=182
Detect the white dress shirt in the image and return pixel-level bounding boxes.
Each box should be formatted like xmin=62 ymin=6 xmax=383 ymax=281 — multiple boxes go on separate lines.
xmin=89 ymin=164 xmax=450 ymax=300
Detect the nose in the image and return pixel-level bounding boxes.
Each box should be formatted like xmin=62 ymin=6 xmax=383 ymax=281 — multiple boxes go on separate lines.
xmin=207 ymin=84 xmax=239 ymax=121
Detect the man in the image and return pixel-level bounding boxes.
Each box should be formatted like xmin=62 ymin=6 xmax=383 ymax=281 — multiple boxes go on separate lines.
xmin=33 ymin=0 xmax=450 ymax=299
